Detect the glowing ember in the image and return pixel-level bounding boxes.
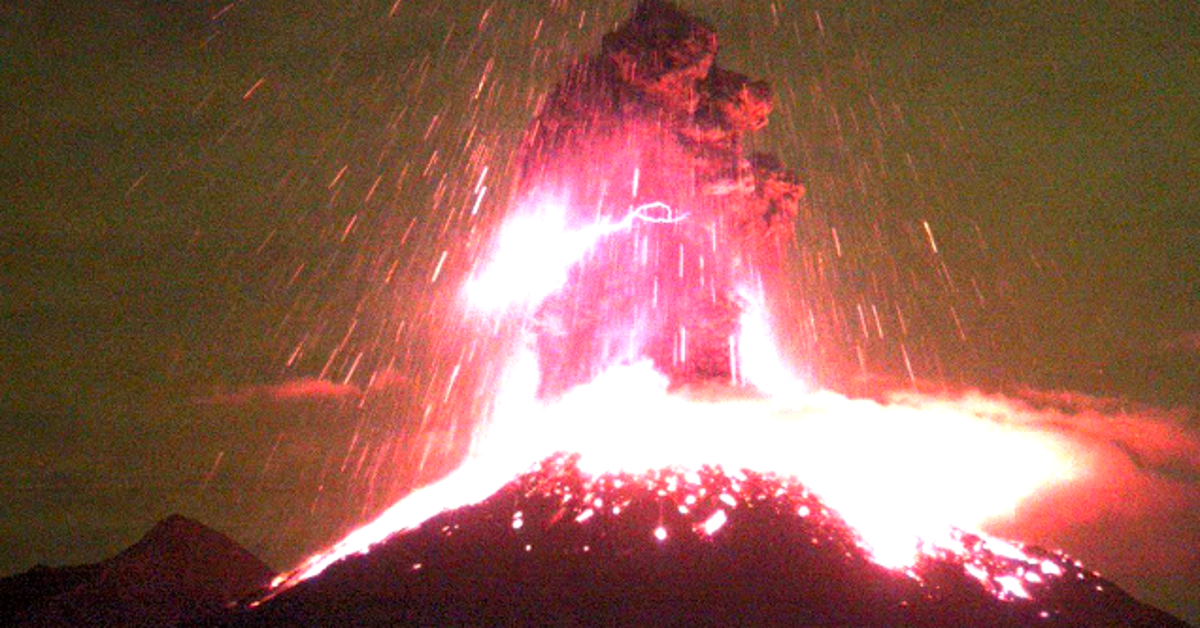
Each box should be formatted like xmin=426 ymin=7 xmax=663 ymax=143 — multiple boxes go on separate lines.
xmin=701 ymin=509 xmax=728 ymax=535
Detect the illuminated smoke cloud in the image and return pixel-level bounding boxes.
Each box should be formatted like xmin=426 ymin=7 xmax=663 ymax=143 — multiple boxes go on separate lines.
xmin=197 ymin=378 xmax=362 ymax=406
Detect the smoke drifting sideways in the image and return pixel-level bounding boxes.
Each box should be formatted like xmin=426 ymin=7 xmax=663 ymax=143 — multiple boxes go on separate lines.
xmin=973 ymin=386 xmax=1200 ymax=620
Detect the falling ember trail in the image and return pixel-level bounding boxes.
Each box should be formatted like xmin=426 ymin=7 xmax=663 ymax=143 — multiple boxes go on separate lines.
xmin=242 ymin=77 xmax=265 ymax=100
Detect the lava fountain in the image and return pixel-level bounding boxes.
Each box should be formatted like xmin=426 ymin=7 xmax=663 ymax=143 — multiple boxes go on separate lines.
xmin=265 ymin=0 xmax=1091 ymax=611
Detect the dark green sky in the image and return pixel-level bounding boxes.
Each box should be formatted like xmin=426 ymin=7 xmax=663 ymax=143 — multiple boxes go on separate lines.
xmin=1 ymin=0 xmax=1197 ymax=616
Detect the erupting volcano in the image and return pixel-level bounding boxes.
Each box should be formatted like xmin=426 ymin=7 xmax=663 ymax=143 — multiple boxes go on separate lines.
xmin=212 ymin=2 xmax=1190 ymax=626
xmin=225 ymin=453 xmax=1184 ymax=627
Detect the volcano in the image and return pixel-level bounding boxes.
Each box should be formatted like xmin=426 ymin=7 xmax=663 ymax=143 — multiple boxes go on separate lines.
xmin=210 ymin=2 xmax=1193 ymax=625
xmin=124 ymin=1 xmax=1193 ymax=626
xmin=214 ymin=454 xmax=1185 ymax=627
xmin=1 ymin=515 xmax=273 ymax=628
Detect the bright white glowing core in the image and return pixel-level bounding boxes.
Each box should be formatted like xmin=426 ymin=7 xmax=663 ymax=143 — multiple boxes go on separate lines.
xmin=464 ymin=198 xmax=686 ymax=312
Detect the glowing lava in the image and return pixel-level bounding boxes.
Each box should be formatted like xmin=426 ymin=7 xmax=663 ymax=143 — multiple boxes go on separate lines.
xmin=271 ymin=336 xmax=1080 ymax=600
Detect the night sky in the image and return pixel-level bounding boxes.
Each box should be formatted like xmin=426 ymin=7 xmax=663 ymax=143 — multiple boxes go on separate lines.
xmin=2 ymin=0 xmax=1198 ymax=621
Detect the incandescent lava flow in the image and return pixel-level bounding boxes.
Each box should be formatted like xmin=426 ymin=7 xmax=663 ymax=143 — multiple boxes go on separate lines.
xmin=238 ymin=2 xmax=1189 ymax=626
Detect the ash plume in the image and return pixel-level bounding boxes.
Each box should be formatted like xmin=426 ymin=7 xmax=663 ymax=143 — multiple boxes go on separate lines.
xmin=514 ymin=0 xmax=804 ymax=397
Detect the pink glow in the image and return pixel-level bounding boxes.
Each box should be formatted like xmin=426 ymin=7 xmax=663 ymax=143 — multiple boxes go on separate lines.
xmin=271 ymin=352 xmax=1083 ymax=592
xmin=266 ymin=187 xmax=1095 ymax=604
xmin=464 ymin=197 xmax=685 ymax=312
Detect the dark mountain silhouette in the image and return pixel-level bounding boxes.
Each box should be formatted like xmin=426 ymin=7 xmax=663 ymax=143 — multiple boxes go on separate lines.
xmin=215 ymin=454 xmax=1189 ymax=627
xmin=0 ymin=514 xmax=274 ymax=627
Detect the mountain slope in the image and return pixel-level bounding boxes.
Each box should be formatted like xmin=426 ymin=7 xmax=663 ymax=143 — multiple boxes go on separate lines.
xmin=220 ymin=454 xmax=1188 ymax=627
xmin=2 ymin=514 xmax=274 ymax=627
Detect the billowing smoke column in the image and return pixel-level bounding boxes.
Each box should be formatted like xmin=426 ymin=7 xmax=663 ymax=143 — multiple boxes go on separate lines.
xmin=514 ymin=0 xmax=804 ymax=397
